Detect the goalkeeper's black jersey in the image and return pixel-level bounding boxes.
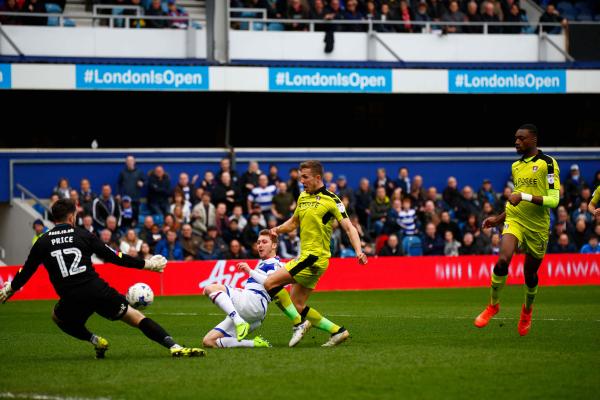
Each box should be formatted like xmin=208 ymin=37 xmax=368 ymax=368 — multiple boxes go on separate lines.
xmin=11 ymin=223 xmax=144 ymax=297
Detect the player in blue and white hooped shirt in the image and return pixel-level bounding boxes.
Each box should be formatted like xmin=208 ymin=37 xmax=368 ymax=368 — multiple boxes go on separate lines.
xmin=202 ymin=229 xmax=283 ymax=348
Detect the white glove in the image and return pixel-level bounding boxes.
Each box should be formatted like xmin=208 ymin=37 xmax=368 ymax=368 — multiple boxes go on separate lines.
xmin=144 ymin=255 xmax=167 ymax=273
xmin=0 ymin=281 xmax=15 ymax=304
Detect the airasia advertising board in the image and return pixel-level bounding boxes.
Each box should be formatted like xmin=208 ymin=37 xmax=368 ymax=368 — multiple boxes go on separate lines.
xmin=1 ymin=254 xmax=599 ymax=301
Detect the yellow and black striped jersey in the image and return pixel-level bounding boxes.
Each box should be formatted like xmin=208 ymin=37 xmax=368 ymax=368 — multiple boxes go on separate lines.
xmin=506 ymin=150 xmax=560 ymax=233
xmin=293 ymin=186 xmax=348 ymax=258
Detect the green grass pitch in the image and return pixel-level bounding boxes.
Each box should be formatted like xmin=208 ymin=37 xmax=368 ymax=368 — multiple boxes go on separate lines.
xmin=1 ymin=286 xmax=599 ymax=400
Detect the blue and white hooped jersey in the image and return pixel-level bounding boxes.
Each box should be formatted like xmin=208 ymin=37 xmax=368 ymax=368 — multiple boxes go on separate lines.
xmin=245 ymin=256 xmax=283 ymax=301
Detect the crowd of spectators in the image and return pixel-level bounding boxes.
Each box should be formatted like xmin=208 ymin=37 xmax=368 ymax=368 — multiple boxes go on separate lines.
xmin=37 ymin=155 xmax=600 ymax=262
xmin=232 ymin=0 xmax=572 ymax=34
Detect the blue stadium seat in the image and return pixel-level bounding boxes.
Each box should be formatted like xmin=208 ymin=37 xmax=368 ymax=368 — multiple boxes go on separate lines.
xmin=45 ymin=3 xmax=75 ymax=26
xmin=574 ymin=1 xmax=591 ymax=14
xmin=556 ymin=1 xmax=574 ymax=14
xmin=576 ymin=13 xmax=593 ymax=20
xmin=562 ymin=10 xmax=578 ymax=20
xmin=402 ymin=236 xmax=423 ymax=256
xmin=112 ymin=7 xmax=125 ymax=28
xmin=152 ymin=214 xmax=164 ymax=226
xmin=268 ymin=23 xmax=284 ymax=31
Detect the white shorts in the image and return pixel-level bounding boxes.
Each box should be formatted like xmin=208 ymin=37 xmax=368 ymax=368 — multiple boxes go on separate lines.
xmin=213 ymin=286 xmax=269 ymax=338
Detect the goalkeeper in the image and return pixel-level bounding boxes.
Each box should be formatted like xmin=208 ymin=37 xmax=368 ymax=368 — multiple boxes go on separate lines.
xmin=0 ymin=199 xmax=204 ymax=358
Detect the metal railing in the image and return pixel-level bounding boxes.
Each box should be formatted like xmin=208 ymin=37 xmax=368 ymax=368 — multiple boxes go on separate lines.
xmin=16 ymin=183 xmax=52 ymax=220
xmin=0 ymin=10 xmax=205 ymax=28
xmin=228 ymin=8 xmax=599 ymax=35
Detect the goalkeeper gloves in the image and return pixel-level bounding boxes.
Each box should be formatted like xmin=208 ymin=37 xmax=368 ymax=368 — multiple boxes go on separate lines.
xmin=0 ymin=281 xmax=15 ymax=304
xmin=144 ymin=255 xmax=168 ymax=273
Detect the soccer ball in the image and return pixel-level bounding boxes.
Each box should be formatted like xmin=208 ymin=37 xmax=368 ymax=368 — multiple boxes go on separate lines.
xmin=126 ymin=283 xmax=154 ymax=310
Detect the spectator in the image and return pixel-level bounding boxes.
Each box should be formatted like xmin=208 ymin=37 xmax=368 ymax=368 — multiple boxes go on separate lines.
xmin=119 ymin=229 xmax=142 ymax=258
xmin=443 ymin=230 xmax=461 ymax=256
xmin=174 ymin=172 xmax=195 ymax=203
xmin=463 ymin=213 xmax=480 ymax=237
xmin=422 ymin=222 xmax=445 ymax=255
xmin=240 ymin=161 xmax=261 ymax=203
xmin=336 ymin=175 xmax=355 ymax=209
xmin=53 ymin=178 xmax=72 ymax=200
xmin=477 ymin=179 xmax=496 ymax=205
xmin=369 ymin=186 xmax=391 ymax=236
xmin=374 ymin=167 xmax=395 ymax=197
xmin=409 ymin=175 xmax=427 ymax=209
xmin=147 ymin=165 xmax=171 ymax=216
xmin=413 ymin=1 xmax=431 ymax=32
xmin=23 ymin=0 xmax=46 ymax=25
xmin=200 ymin=170 xmax=217 ymax=194
xmin=81 ymin=214 xmax=95 ymax=234
xmin=428 ymin=0 xmax=447 ymax=21
xmin=92 ymin=184 xmax=121 ymax=230
xmin=69 ymin=190 xmax=85 ymax=226
xmin=216 ymin=157 xmax=238 ymax=185
xmin=356 ymin=178 xmax=373 ymax=228
xmin=32 ymin=219 xmax=48 ymax=245
xmin=149 ymin=224 xmax=163 ymax=250
xmin=99 ymin=229 xmax=119 ymax=252
xmin=379 ymin=234 xmax=402 ymax=256
xmin=162 ymin=213 xmax=180 ymax=236
xmin=212 ymin=171 xmax=241 ymax=213
xmin=105 ymin=215 xmax=122 ymax=243
xmin=138 ymin=216 xmax=156 ymax=248
xmin=120 ymin=196 xmax=136 ymax=229
xmin=419 ymin=199 xmax=441 ymax=227
xmin=426 ymin=186 xmax=446 ymax=212
xmin=464 ymin=0 xmax=483 ymax=33
xmin=242 ymin=212 xmax=264 ymax=250
xmin=572 ymin=218 xmax=589 ymax=250
xmin=192 ymin=186 xmax=205 ymax=206
xmin=374 ymin=2 xmax=397 ymax=32
xmin=267 ymin=164 xmax=282 ymax=186
xmin=479 ymin=201 xmax=495 ymax=224
xmin=271 ymin=181 xmax=296 ymax=224
xmin=117 ymin=155 xmax=145 ymax=221
xmin=396 ymin=0 xmax=413 ymax=32
xmin=172 ymin=204 xmax=186 ymax=228
xmin=476 ymin=226 xmax=494 ymax=254
xmin=398 ymin=197 xmax=418 ymax=236
xmin=504 ymin=3 xmax=523 ymax=34
xmin=581 ymin=234 xmax=600 ymax=254
xmin=495 ymin=186 xmax=512 ymax=213
xmin=538 ymin=3 xmax=565 ymax=34
xmin=459 ymin=232 xmax=478 ymax=255
xmin=139 ymin=242 xmax=152 ymax=261
xmin=456 ymin=185 xmax=480 ymax=223
xmin=214 ymin=202 xmax=230 ymax=236
xmin=170 ymin=191 xmax=192 ymax=224
xmin=180 ymin=223 xmax=202 ymax=261
xmin=48 ymin=193 xmax=60 ymax=222
xmin=250 ymin=202 xmax=267 ymax=227
xmin=222 ymin=219 xmax=243 ymax=245
xmin=565 ymin=164 xmax=587 ymax=208
xmin=279 ymin=229 xmax=300 ymax=259
xmin=192 ymin=191 xmax=216 ymax=236
xmin=287 ymin=167 xmax=303 ymax=200
xmin=437 ymin=210 xmax=461 ymax=240
xmin=551 ymin=205 xmax=575 ymax=243
xmin=310 ymin=0 xmax=329 ymax=31
xmin=549 ymin=233 xmax=577 ymax=254
xmin=0 ymin=0 xmax=22 ymax=25
xmin=441 ymin=0 xmax=466 ymax=33
xmin=247 ymin=174 xmax=277 ymax=220
xmin=229 ymin=203 xmax=247 ymax=230
xmin=443 ymin=176 xmax=461 ymax=212
xmin=481 ymin=1 xmax=502 ymax=33
xmin=126 ymin=0 xmax=146 ymax=28
xmin=572 ymin=201 xmax=592 ymax=225
xmin=197 ymin=237 xmax=223 ymax=260
xmin=166 ymin=0 xmax=188 ymax=28
xmin=287 ymin=0 xmax=309 ymax=30
xmin=155 ymin=230 xmax=184 ymax=261
xmin=79 ymin=178 xmax=95 ymax=215
xmin=223 ymin=239 xmax=247 ymax=260
xmin=146 ymin=0 xmax=168 ymax=28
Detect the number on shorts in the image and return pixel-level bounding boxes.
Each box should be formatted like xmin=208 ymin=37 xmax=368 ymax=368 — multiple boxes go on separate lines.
xmin=50 ymin=247 xmax=86 ymax=278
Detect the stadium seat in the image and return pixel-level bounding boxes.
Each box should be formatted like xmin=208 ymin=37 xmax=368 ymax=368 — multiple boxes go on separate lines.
xmin=576 ymin=13 xmax=593 ymax=20
xmin=152 ymin=214 xmax=164 ymax=226
xmin=402 ymin=236 xmax=423 ymax=256
xmin=556 ymin=1 xmax=574 ymax=14
xmin=574 ymin=2 xmax=591 ymax=14
xmin=45 ymin=3 xmax=76 ymax=26
xmin=112 ymin=7 xmax=125 ymax=28
xmin=267 ymin=23 xmax=284 ymax=31
xmin=562 ymin=10 xmax=578 ymax=20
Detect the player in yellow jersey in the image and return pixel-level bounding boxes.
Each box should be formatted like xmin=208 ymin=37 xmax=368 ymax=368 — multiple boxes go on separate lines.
xmin=474 ymin=124 xmax=560 ymax=336
xmin=264 ymin=160 xmax=368 ymax=347
xmin=588 ymin=185 xmax=600 ymax=219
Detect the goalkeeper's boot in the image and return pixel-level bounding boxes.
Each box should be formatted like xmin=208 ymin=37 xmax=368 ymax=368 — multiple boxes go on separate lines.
xmin=235 ymin=321 xmax=250 ymax=341
xmin=517 ymin=305 xmax=533 ymax=337
xmin=289 ymin=320 xmax=311 ymax=347
xmin=253 ymin=336 xmax=272 ymax=348
xmin=474 ymin=303 xmax=499 ymax=328
xmin=322 ymin=327 xmax=349 ymax=347
xmin=170 ymin=346 xmax=206 ymax=357
xmin=94 ymin=336 xmax=109 ymax=359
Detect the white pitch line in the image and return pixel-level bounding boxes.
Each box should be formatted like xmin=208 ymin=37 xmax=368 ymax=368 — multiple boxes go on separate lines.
xmin=0 ymin=393 xmax=112 ymax=400
xmin=148 ymin=312 xmax=598 ymax=323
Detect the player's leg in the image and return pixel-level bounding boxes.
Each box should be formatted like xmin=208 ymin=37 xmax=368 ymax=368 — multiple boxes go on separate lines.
xmin=120 ymin=306 xmax=205 ymax=356
xmin=517 ymin=254 xmax=543 ymax=336
xmin=474 ymin=230 xmax=519 ymax=328
xmin=204 ymin=284 xmax=249 ymax=340
xmin=51 ymin=299 xmax=107 ymax=357
xmin=203 ymin=320 xmax=269 ymax=349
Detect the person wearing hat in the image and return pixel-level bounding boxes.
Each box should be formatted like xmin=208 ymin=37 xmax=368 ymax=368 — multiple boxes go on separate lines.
xmin=564 ymin=163 xmax=587 ymax=206
xmin=32 ymin=219 xmax=48 ymax=245
xmin=121 ymin=196 xmax=135 ymax=230
xmin=477 ymin=178 xmax=497 ymax=206
xmin=337 ymin=174 xmax=356 ymax=209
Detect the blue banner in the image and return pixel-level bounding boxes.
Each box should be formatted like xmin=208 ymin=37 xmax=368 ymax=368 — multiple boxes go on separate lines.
xmin=449 ymin=70 xmax=566 ymax=93
xmin=76 ymin=65 xmax=209 ymax=90
xmin=0 ymin=64 xmax=11 ymax=89
xmin=269 ymin=67 xmax=392 ymax=93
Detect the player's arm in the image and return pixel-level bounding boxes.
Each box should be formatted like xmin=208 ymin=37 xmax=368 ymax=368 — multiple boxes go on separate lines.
xmin=0 ymin=241 xmax=44 ymax=303
xmin=340 ymin=218 xmax=368 ymax=264
xmin=509 ymin=159 xmax=560 ymax=209
xmin=237 ymin=262 xmax=267 ymax=284
xmin=482 ymin=212 xmax=506 ymax=228
xmin=271 ymin=215 xmax=299 ymax=237
xmin=88 ymin=233 xmax=166 ymax=272
xmin=589 ymin=187 xmax=600 ymax=218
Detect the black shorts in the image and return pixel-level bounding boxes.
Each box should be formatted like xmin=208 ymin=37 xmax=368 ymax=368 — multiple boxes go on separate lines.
xmin=54 ymin=279 xmax=129 ymax=324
